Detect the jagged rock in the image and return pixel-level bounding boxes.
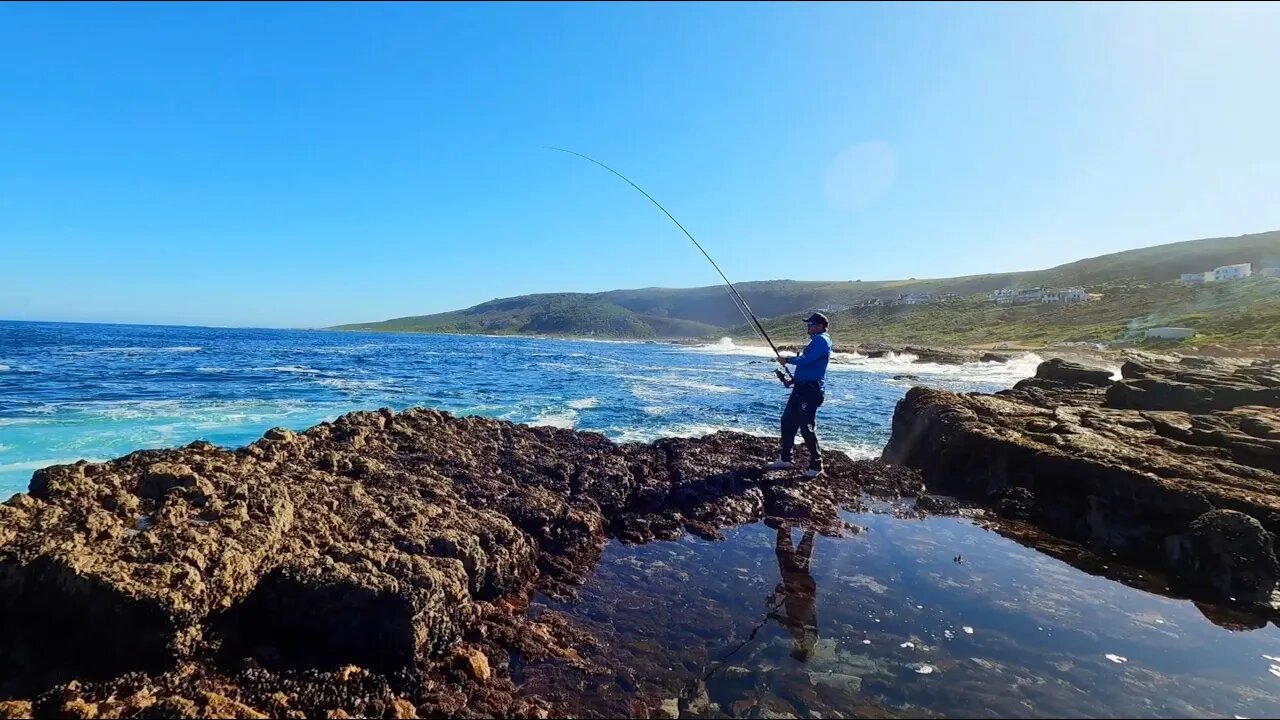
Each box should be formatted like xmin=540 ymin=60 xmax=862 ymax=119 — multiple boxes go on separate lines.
xmin=915 ymin=494 xmax=960 ymax=515
xmin=452 ymin=646 xmax=492 ymax=683
xmin=1107 ymin=358 xmax=1280 ymax=412
xmin=0 ymin=701 xmax=32 ymax=719
xmin=893 ymin=374 xmax=919 ymax=381
xmin=0 ymin=412 xmax=920 ymax=717
xmin=1032 ymin=358 xmax=1114 ymax=387
xmin=884 ymin=356 xmax=1280 ymax=605
xmin=981 ymin=352 xmax=1012 ymax=364
xmin=903 ymin=346 xmax=980 ymax=365
xmin=989 ymin=487 xmax=1036 ymax=521
xmin=1167 ymin=510 xmax=1279 ymax=604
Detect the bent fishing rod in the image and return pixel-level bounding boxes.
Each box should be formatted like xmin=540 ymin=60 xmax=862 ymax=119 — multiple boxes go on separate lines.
xmin=546 ymin=147 xmax=795 ymax=386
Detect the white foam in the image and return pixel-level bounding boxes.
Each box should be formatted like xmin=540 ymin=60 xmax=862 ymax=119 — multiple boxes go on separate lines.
xmin=828 ymin=352 xmax=1048 ymax=387
xmin=619 ymin=374 xmax=735 ymax=394
xmin=609 ymin=421 xmax=772 ymax=445
xmin=678 ymin=338 xmax=777 ymax=358
xmin=255 ymin=365 xmax=323 ymax=375
xmin=828 ymin=441 xmax=882 ymax=460
xmin=316 ymin=378 xmax=398 ymax=393
xmin=567 ymin=397 xmax=599 ymax=410
xmin=529 ymin=408 xmax=578 ymax=429
xmin=67 ymin=346 xmax=202 ymax=355
xmin=0 ymin=364 xmax=8 ymax=372
xmin=0 ymin=458 xmax=106 ymax=474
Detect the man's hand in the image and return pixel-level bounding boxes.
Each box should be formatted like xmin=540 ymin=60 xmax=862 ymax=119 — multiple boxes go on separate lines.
xmin=776 ymin=355 xmax=789 ymax=365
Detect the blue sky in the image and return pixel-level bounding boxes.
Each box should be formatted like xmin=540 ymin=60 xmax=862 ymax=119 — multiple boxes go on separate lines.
xmin=2 ymin=2 xmax=1277 ymax=328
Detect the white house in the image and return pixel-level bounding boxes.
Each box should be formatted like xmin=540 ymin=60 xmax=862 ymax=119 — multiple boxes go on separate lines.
xmin=1214 ymin=263 xmax=1252 ymax=281
xmin=1180 ymin=272 xmax=1214 ymax=284
xmin=990 ymin=288 xmax=1019 ymax=304
xmin=1042 ymin=287 xmax=1087 ymax=304
xmin=1145 ymin=327 xmax=1195 ymax=340
xmin=896 ymin=293 xmax=935 ymax=305
xmin=1261 ymin=268 xmax=1280 ymax=278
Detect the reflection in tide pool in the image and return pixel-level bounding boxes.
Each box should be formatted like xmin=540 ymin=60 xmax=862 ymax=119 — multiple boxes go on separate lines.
xmin=518 ymin=507 xmax=1280 ymax=718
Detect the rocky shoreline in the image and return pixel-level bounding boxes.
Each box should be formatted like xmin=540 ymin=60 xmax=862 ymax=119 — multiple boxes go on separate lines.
xmin=0 ymin=412 xmax=920 ymax=719
xmin=884 ymin=355 xmax=1280 ymax=609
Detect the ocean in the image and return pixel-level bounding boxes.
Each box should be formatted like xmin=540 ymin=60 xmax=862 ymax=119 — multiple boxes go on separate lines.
xmin=0 ymin=321 xmax=1040 ymax=498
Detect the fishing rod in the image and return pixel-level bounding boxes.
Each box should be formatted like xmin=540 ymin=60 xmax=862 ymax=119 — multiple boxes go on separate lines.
xmin=546 ymin=147 xmax=795 ymax=386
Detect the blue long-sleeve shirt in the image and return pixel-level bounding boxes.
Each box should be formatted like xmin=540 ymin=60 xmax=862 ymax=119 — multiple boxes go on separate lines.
xmin=786 ymin=332 xmax=832 ymax=387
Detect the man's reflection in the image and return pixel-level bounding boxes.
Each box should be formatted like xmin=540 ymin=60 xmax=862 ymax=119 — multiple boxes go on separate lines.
xmin=768 ymin=526 xmax=818 ymax=662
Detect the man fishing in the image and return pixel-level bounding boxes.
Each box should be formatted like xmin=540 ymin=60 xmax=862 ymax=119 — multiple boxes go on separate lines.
xmin=768 ymin=313 xmax=832 ymax=478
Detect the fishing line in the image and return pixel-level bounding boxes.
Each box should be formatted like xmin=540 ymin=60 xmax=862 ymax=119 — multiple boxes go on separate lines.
xmin=546 ymin=147 xmax=794 ymax=384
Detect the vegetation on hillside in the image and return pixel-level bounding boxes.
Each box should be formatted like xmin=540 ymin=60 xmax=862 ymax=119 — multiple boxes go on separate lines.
xmin=335 ymin=230 xmax=1280 ymax=345
xmin=742 ymin=277 xmax=1280 ymax=348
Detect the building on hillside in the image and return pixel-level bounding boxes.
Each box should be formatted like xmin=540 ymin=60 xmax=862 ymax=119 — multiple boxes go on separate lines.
xmin=1213 ymin=263 xmax=1252 ymax=281
xmin=811 ymin=304 xmax=849 ymax=314
xmin=938 ymin=292 xmax=961 ymax=302
xmin=1145 ymin=327 xmax=1196 ymax=340
xmin=1041 ymin=287 xmax=1087 ymax=304
xmin=896 ymin=293 xmax=935 ymax=305
xmin=990 ymin=287 xmax=1045 ymax=304
xmin=990 ymin=288 xmax=1019 ymax=304
xmin=1261 ymin=267 xmax=1280 ymax=278
xmin=1180 ymin=272 xmax=1214 ymax=284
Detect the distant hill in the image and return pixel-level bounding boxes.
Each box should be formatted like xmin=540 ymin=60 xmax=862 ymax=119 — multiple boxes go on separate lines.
xmin=334 ymin=230 xmax=1280 ymax=341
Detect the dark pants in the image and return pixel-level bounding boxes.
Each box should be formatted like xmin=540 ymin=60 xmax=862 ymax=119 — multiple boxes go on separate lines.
xmin=770 ymin=527 xmax=818 ymax=661
xmin=780 ymin=382 xmax=824 ymax=469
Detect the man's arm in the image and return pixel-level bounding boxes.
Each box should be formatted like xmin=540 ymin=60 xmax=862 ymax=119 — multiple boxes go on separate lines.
xmin=787 ymin=337 xmax=828 ymax=367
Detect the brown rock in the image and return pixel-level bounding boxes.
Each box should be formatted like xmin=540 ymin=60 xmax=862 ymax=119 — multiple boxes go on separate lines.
xmin=390 ymin=698 xmax=418 ymax=719
xmin=884 ymin=358 xmax=1280 ymax=605
xmin=454 ymin=646 xmax=492 ymax=683
xmin=1168 ymin=509 xmax=1279 ymax=604
xmin=0 ymin=409 xmax=916 ymax=717
xmin=0 ymin=702 xmax=31 ymax=720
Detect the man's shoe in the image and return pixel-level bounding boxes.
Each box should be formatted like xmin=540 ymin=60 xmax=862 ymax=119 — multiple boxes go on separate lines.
xmin=802 ymin=467 xmax=824 ymax=479
xmin=766 ymin=458 xmax=794 ymax=470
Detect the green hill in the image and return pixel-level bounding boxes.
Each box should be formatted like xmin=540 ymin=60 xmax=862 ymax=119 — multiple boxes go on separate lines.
xmin=742 ymin=276 xmax=1280 ymax=348
xmin=334 ymin=230 xmax=1280 ymax=343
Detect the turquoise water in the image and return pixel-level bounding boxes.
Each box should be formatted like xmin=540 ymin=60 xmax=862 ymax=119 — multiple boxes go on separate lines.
xmin=0 ymin=320 xmax=1039 ymax=497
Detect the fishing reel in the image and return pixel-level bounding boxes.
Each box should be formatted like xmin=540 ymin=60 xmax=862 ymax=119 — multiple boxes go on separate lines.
xmin=775 ymin=368 xmax=794 ymax=387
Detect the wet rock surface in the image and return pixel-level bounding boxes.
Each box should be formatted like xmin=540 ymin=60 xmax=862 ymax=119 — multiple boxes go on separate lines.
xmin=884 ymin=355 xmax=1280 ymax=607
xmin=0 ymin=410 xmax=920 ymax=718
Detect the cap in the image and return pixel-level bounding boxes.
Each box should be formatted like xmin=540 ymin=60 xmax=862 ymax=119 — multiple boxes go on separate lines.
xmin=804 ymin=312 xmax=829 ymax=326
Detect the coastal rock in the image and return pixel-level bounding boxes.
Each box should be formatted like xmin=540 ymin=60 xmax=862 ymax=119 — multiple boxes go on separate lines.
xmin=1167 ymin=510 xmax=1279 ymax=604
xmin=980 ymin=352 xmax=1012 ymax=364
xmin=884 ymin=357 xmax=1280 ymax=605
xmin=902 ymin=346 xmax=980 ymax=365
xmin=915 ymin=494 xmax=960 ymax=516
xmin=1106 ymin=357 xmax=1280 ymax=413
xmin=0 ymin=412 xmax=920 ymax=717
xmin=850 ymin=344 xmax=979 ymax=365
xmin=1031 ymin=358 xmax=1115 ymax=388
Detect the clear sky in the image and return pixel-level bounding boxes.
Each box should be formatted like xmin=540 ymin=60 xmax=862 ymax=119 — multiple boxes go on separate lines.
xmin=2 ymin=2 xmax=1277 ymax=328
